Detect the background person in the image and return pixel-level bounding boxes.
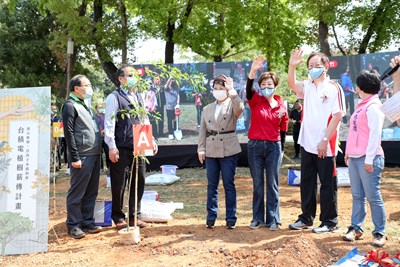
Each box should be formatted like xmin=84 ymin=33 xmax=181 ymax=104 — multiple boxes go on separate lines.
xmin=287 ymin=49 xmax=346 ymax=234
xmin=239 ymin=87 xmax=251 ymax=135
xmin=198 ymin=74 xmax=244 ymax=230
xmin=144 ymin=82 xmax=159 ymax=139
xmin=342 ymin=70 xmax=386 ymax=247
xmin=164 ymin=78 xmax=180 ymax=140
xmin=51 ymin=105 xmax=62 ymax=170
xmin=289 ymin=100 xmax=302 ymax=159
xmin=95 ymin=103 xmax=110 ymax=173
xmin=340 ymin=67 xmax=355 ymax=123
xmin=246 ymin=55 xmax=289 ymax=231
xmin=390 ymin=55 xmax=400 ymax=126
xmin=62 ymin=74 xmax=102 ymax=239
xmin=192 ymin=92 xmax=203 ymax=128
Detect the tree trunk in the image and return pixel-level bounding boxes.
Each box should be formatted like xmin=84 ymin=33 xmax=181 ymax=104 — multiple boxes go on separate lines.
xmin=213 ymin=55 xmax=222 ymax=62
xmin=93 ymin=0 xmax=118 ymax=85
xmin=118 ymin=0 xmax=128 ymax=64
xmin=318 ymin=20 xmax=331 ymax=56
xmin=358 ymin=0 xmax=390 ymax=54
xmin=265 ymin=0 xmax=272 ymax=70
xmin=165 ymin=18 xmax=175 ymax=64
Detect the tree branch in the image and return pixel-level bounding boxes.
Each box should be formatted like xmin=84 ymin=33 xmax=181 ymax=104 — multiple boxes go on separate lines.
xmin=332 ymin=24 xmax=347 ymax=56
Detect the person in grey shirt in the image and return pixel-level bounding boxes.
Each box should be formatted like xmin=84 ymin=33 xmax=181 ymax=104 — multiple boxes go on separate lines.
xmin=62 ymin=74 xmax=102 ymax=239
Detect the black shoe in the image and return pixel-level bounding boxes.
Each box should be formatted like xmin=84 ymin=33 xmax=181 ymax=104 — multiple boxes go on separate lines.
xmin=68 ymin=227 xmax=86 ymax=239
xmin=81 ymin=224 xmax=102 ymax=234
xmin=206 ymin=220 xmax=215 ymax=229
xmin=226 ymin=221 xmax=236 ymax=229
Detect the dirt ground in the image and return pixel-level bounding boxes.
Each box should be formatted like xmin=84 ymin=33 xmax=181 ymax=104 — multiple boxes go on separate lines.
xmin=1 ymin=165 xmax=400 ymax=267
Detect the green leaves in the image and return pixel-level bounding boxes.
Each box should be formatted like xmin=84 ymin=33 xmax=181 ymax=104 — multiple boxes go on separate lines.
xmin=0 ymin=1 xmax=64 ymax=88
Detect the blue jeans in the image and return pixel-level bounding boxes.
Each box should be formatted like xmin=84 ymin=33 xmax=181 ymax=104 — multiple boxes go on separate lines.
xmin=248 ymin=140 xmax=281 ymax=226
xmin=205 ymin=155 xmax=238 ymax=223
xmin=348 ymin=155 xmax=386 ymax=235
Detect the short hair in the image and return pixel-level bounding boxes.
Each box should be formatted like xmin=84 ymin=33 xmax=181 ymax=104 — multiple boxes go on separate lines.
xmin=116 ymin=65 xmax=132 ymax=86
xmin=213 ymin=74 xmax=227 ymax=88
xmin=69 ymin=74 xmax=86 ymax=91
xmin=306 ymin=52 xmax=329 ymax=68
xmin=356 ymin=70 xmax=381 ymax=94
xmin=258 ymin=72 xmax=279 ymax=87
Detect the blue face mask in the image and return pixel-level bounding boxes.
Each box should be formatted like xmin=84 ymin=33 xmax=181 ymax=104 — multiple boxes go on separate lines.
xmin=126 ymin=76 xmax=137 ymax=89
xmin=261 ymin=87 xmax=275 ymax=98
xmin=308 ymin=67 xmax=324 ymax=79
xmin=82 ymin=87 xmax=93 ymax=99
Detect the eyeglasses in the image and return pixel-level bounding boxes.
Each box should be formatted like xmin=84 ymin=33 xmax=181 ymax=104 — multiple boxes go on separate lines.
xmin=125 ymin=74 xmax=133 ymax=77
xmin=80 ymin=84 xmax=92 ymax=88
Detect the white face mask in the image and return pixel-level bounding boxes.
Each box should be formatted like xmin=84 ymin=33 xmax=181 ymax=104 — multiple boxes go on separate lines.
xmin=213 ymin=90 xmax=227 ymax=101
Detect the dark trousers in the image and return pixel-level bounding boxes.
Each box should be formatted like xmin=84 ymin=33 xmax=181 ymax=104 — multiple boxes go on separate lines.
xmin=100 ymin=140 xmax=110 ymax=170
xmin=110 ymin=147 xmax=146 ymax=222
xmin=60 ymin=137 xmax=68 ymax=164
xmin=166 ymin=109 xmax=176 ymax=134
xmin=158 ymin=104 xmax=165 ymax=136
xmin=205 ymin=155 xmax=238 ymax=223
xmin=150 ymin=110 xmax=158 ymax=138
xmin=293 ymin=130 xmax=300 ymax=157
xmin=298 ymin=147 xmax=338 ymax=227
xmin=66 ymin=155 xmax=100 ymax=228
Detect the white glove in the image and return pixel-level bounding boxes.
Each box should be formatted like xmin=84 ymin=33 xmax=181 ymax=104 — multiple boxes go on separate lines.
xmin=174 ymin=104 xmax=180 ymax=109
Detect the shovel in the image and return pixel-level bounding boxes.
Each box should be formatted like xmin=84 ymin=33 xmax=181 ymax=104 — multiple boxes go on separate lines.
xmin=174 ymin=108 xmax=183 ymax=140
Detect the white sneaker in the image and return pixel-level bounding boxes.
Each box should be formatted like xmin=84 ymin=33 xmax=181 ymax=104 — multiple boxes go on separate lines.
xmin=288 ymin=220 xmax=311 ymax=230
xmin=65 ymin=168 xmax=70 ymax=175
xmin=312 ymin=225 xmax=339 ymax=234
xmin=168 ymin=134 xmax=174 ymax=140
xmin=343 ymin=228 xmax=363 ymax=241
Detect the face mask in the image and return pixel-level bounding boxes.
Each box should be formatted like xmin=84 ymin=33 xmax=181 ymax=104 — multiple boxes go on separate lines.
xmin=308 ymin=67 xmax=324 ymax=79
xmin=98 ymin=108 xmax=105 ymax=114
xmin=213 ymin=90 xmax=227 ymax=101
xmin=83 ymin=86 xmax=93 ymax=99
xmin=126 ymin=77 xmax=137 ymax=89
xmin=261 ymin=87 xmax=275 ymax=98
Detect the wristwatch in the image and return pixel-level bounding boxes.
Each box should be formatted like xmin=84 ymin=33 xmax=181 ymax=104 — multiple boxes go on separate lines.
xmin=323 ymin=137 xmax=328 ymax=141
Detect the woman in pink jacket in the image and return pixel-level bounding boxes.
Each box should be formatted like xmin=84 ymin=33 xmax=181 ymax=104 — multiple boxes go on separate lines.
xmin=343 ymin=70 xmax=386 ymax=247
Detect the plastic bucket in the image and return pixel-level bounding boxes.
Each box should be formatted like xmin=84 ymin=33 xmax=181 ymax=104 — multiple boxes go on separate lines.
xmin=142 ymin=190 xmax=160 ymax=201
xmin=160 ymin=165 xmax=178 ymax=175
